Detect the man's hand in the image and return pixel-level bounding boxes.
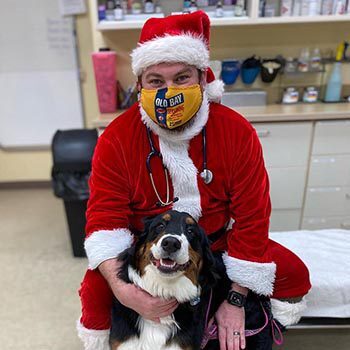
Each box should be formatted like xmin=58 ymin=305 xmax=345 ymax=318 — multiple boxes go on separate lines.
xmin=215 ymin=300 xmax=246 ymax=350
xmin=99 ymin=258 xmax=178 ymax=322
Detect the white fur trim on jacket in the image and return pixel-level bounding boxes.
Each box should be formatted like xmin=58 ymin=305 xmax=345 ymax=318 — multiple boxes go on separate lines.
xmin=271 ymin=298 xmax=307 ymax=327
xmin=222 ymin=252 xmax=276 ymax=296
xmin=131 ymin=34 xmax=209 ymax=76
xmin=205 ymin=79 xmax=225 ymax=103
xmin=85 ymin=228 xmax=133 ymax=270
xmin=139 ymin=92 xmax=209 ymax=143
xmin=77 ymin=321 xmax=110 ymax=350
xmin=159 ymin=138 xmax=202 ymax=221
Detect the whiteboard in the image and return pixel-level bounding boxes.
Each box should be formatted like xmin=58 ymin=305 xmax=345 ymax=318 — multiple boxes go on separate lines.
xmin=0 ymin=0 xmax=83 ymax=148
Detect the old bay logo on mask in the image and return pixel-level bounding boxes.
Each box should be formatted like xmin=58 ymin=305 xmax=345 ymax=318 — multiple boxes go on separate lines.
xmin=141 ymin=84 xmax=202 ymax=129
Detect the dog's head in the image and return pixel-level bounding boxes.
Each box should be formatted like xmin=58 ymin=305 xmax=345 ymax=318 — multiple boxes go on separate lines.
xmin=133 ymin=210 xmax=217 ymax=290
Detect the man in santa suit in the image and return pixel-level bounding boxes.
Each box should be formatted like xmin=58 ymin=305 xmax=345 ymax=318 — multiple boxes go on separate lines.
xmin=77 ymin=10 xmax=311 ymax=350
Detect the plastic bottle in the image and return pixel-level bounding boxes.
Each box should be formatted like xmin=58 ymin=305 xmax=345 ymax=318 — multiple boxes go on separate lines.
xmin=189 ymin=0 xmax=198 ymax=12
xmin=106 ymin=0 xmax=116 ymax=20
xmin=144 ymin=0 xmax=155 ymax=13
xmin=324 ymin=43 xmax=344 ymax=102
xmin=324 ymin=62 xmax=342 ymax=101
xmin=215 ymin=1 xmax=224 ymax=17
xmin=114 ymin=0 xmax=124 ymax=20
xmin=310 ymin=47 xmax=322 ymax=71
xmin=292 ymin=0 xmax=302 ymax=16
xmin=298 ymin=47 xmax=310 ymax=72
xmin=280 ymin=0 xmax=293 ymax=16
xmin=98 ymin=4 xmax=106 ymax=20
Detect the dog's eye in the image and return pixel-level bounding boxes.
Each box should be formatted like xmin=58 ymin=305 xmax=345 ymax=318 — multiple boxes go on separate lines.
xmin=155 ymin=223 xmax=165 ymax=233
xmin=186 ymin=227 xmax=195 ymax=235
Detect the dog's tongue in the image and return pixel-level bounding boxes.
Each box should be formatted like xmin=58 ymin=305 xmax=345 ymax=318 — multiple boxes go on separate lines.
xmin=161 ymin=258 xmax=175 ymax=267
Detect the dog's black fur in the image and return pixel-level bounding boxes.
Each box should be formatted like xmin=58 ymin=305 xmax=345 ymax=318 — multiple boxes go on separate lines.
xmin=109 ymin=211 xmax=274 ymax=350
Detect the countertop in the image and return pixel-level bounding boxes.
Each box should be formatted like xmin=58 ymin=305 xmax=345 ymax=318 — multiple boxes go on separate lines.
xmin=92 ymin=102 xmax=350 ymax=128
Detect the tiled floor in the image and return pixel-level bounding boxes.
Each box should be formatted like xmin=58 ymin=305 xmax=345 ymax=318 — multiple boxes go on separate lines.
xmin=0 ymin=187 xmax=349 ymax=350
xmin=0 ymin=187 xmax=86 ymax=349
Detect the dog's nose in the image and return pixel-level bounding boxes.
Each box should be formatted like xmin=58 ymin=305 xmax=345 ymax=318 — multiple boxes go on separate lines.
xmin=161 ymin=236 xmax=181 ymax=254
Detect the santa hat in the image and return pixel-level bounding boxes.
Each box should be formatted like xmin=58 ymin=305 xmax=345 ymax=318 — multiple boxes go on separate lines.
xmin=131 ymin=11 xmax=224 ymax=102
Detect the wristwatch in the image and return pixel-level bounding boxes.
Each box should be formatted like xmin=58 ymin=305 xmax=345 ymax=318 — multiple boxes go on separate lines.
xmin=227 ymin=290 xmax=247 ymax=308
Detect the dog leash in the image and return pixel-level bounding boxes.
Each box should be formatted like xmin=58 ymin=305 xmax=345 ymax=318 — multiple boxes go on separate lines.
xmin=200 ymin=289 xmax=284 ymax=349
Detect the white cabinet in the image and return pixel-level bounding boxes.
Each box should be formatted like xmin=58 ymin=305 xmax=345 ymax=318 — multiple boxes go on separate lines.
xmin=311 ymin=121 xmax=350 ymax=155
xmin=253 ymin=122 xmax=313 ymax=232
xmin=270 ymin=209 xmax=301 ymax=232
xmin=254 ymin=122 xmax=312 ymax=168
xmin=308 ymin=155 xmax=350 ymax=187
xmin=302 ymin=121 xmax=350 ymax=230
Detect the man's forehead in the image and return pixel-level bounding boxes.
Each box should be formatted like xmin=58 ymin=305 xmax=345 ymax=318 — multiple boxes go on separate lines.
xmin=142 ymin=63 xmax=196 ymax=78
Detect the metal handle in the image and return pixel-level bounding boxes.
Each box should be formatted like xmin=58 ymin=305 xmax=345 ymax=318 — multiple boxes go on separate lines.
xmin=340 ymin=222 xmax=350 ymax=229
xmin=257 ymin=130 xmax=271 ymax=138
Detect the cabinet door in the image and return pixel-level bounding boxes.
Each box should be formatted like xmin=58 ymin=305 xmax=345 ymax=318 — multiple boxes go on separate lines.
xmin=253 ymin=122 xmax=313 ymax=168
xmin=270 ymin=209 xmax=301 ymax=232
xmin=312 ymin=121 xmax=350 ymax=155
xmin=302 ymin=216 xmax=350 ymax=230
xmin=267 ymin=167 xmax=307 ymax=209
xmin=304 ymin=186 xmax=350 ymax=217
xmin=308 ymin=155 xmax=350 ymax=187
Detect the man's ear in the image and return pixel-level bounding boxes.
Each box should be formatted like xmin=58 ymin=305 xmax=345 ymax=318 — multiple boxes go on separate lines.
xmin=200 ymin=69 xmax=207 ymax=90
xmin=137 ymin=76 xmax=143 ymax=94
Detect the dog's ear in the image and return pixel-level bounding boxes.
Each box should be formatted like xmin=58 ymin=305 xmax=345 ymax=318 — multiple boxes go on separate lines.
xmin=199 ymin=227 xmax=219 ymax=288
xmin=142 ymin=215 xmax=157 ymax=235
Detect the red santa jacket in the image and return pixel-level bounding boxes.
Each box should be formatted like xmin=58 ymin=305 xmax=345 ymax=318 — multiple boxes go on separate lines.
xmin=85 ymin=97 xmax=275 ymax=296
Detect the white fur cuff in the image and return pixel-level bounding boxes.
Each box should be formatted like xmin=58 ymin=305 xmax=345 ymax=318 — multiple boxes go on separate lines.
xmin=222 ymin=252 xmax=276 ymax=296
xmin=271 ymin=298 xmax=307 ymax=327
xmin=77 ymin=321 xmax=110 ymax=350
xmin=85 ymin=228 xmax=133 ymax=269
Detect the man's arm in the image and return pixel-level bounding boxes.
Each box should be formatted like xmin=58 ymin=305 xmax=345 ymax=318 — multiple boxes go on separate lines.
xmin=85 ymin=136 xmax=177 ymax=320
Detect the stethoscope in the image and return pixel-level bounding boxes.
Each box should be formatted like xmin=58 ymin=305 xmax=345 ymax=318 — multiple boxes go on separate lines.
xmin=146 ymin=127 xmax=213 ymax=207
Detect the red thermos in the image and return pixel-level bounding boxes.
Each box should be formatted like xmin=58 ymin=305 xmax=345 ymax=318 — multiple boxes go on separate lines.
xmin=92 ymin=48 xmax=117 ymax=113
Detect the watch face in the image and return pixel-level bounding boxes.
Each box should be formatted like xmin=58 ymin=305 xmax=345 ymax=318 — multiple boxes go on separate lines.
xmin=228 ymin=291 xmax=245 ymax=307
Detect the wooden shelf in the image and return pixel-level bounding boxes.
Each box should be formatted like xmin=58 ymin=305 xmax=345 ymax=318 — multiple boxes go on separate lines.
xmin=97 ymin=14 xmax=350 ymax=31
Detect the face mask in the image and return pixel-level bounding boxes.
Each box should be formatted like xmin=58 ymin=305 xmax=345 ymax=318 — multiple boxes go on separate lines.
xmin=140 ymin=84 xmax=203 ymax=129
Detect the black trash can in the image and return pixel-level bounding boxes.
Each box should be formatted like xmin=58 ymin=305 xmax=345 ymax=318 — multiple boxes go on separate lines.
xmin=51 ymin=129 xmax=98 ymax=257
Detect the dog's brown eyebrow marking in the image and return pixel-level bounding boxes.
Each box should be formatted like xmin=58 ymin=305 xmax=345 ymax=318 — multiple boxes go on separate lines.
xmin=163 ymin=213 xmax=172 ymax=221
xmin=186 ymin=217 xmax=195 ymax=225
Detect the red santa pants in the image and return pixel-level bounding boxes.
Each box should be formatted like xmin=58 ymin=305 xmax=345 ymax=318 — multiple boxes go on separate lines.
xmin=79 ymin=239 xmax=311 ymax=330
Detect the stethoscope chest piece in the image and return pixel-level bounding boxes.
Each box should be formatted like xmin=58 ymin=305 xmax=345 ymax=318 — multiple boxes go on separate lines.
xmin=200 ymin=168 xmax=213 ymax=185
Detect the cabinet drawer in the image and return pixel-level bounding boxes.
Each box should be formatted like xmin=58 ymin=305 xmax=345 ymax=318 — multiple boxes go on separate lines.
xmin=312 ymin=120 xmax=350 ymax=155
xmin=304 ymin=186 xmax=350 ymax=217
xmin=270 ymin=209 xmax=301 ymax=232
xmin=302 ymin=216 xmax=350 ymax=230
xmin=268 ymin=167 xmax=307 ymax=209
xmin=253 ymin=122 xmax=312 ymax=168
xmin=308 ymin=155 xmax=350 ymax=187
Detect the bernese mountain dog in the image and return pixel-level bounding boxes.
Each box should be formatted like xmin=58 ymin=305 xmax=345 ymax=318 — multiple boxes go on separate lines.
xmin=109 ymin=210 xmax=275 ymax=350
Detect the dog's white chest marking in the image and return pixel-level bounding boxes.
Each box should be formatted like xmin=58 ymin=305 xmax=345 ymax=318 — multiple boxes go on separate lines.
xmin=117 ymin=320 xmax=184 ymax=350
xmin=124 ymin=265 xmax=200 ymax=350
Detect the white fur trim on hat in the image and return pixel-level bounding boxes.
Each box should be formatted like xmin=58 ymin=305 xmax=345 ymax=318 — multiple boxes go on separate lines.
xmin=222 ymin=252 xmax=276 ymax=296
xmin=131 ymin=34 xmax=210 ymax=76
xmin=205 ymin=79 xmax=225 ymax=103
xmin=84 ymin=228 xmax=133 ymax=269
xmin=271 ymin=298 xmax=307 ymax=327
xmin=77 ymin=321 xmax=110 ymax=350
